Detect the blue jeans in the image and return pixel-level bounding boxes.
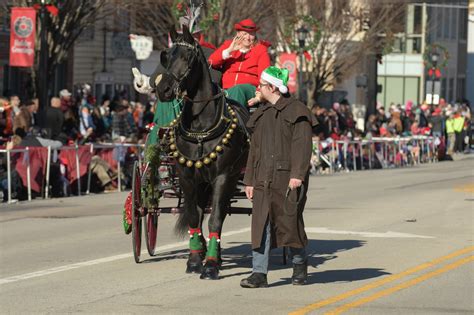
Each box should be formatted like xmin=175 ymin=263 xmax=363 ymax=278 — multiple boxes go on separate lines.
xmin=252 ymin=219 xmax=306 ymax=274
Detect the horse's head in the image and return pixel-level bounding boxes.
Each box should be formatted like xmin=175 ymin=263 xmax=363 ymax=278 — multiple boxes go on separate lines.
xmin=155 ymin=26 xmax=202 ymax=102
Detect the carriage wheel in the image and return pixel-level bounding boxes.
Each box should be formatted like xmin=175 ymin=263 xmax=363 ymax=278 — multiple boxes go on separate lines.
xmin=144 ymin=212 xmax=158 ymax=256
xmin=131 ymin=161 xmax=143 ymax=263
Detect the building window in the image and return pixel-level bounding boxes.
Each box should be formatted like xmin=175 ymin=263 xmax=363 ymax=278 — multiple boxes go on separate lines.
xmin=0 ymin=10 xmax=10 ymax=33
xmin=413 ymin=5 xmax=422 ymax=34
xmin=443 ymin=8 xmax=450 ymax=39
xmin=442 ymin=78 xmax=447 ymax=98
xmin=436 ymin=8 xmax=443 ymax=39
xmin=450 ymin=8 xmax=457 ymax=40
xmin=377 ymin=76 xmax=420 ymax=106
xmin=459 ymin=9 xmax=467 ymax=40
xmin=457 ymin=78 xmax=465 ymax=100
xmin=448 ymin=78 xmax=454 ymax=102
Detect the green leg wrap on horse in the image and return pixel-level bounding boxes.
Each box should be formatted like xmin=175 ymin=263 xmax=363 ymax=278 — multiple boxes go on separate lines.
xmin=189 ymin=228 xmax=204 ymax=252
xmin=206 ymin=232 xmax=220 ymax=260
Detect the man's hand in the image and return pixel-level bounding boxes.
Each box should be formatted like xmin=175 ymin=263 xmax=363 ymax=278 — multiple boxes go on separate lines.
xmin=245 ymin=186 xmax=254 ymax=200
xmin=288 ymin=178 xmax=302 ymax=190
xmin=247 ymin=91 xmax=263 ymax=106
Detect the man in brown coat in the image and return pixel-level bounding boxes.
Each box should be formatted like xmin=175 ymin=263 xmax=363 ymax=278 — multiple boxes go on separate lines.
xmin=240 ymin=66 xmax=316 ymax=288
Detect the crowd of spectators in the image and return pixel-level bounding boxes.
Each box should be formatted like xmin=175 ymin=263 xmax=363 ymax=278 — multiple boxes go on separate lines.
xmin=0 ymin=85 xmax=472 ymax=201
xmin=0 ymin=87 xmax=158 ymax=200
xmin=311 ymin=98 xmax=472 ymax=155
xmin=0 ymin=87 xmax=157 ymax=148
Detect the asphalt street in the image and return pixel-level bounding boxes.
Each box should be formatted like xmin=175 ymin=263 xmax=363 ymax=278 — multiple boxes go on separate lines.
xmin=0 ymin=156 xmax=473 ymax=314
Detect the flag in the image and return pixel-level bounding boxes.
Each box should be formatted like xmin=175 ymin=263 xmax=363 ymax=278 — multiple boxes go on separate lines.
xmin=303 ymin=51 xmax=312 ymax=61
xmin=279 ymin=53 xmax=298 ymax=94
xmin=9 ymin=7 xmax=36 ymax=67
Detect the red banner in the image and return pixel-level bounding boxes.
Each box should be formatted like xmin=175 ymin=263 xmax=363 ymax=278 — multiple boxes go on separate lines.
xmin=279 ymin=53 xmax=298 ymax=94
xmin=9 ymin=7 xmax=36 ymax=67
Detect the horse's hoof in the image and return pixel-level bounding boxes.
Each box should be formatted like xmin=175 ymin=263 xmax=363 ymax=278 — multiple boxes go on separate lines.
xmin=186 ymin=262 xmax=203 ymax=274
xmin=200 ymin=261 xmax=220 ymax=280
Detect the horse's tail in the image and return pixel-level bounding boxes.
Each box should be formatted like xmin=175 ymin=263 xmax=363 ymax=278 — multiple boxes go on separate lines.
xmin=174 ymin=183 xmax=211 ymax=237
xmin=174 ymin=212 xmax=192 ymax=237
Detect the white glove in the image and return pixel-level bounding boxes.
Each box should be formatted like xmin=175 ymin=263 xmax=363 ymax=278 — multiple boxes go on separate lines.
xmin=132 ymin=67 xmax=153 ymax=94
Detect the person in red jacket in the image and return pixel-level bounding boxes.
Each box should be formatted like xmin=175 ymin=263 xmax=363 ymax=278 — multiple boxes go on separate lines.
xmin=209 ymin=18 xmax=271 ymax=107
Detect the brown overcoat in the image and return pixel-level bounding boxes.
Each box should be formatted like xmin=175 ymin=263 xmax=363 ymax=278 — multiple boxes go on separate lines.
xmin=243 ymin=96 xmax=317 ymax=249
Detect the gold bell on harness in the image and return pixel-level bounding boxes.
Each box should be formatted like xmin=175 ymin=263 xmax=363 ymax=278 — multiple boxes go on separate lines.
xmin=222 ymin=138 xmax=229 ymax=145
xmin=215 ymin=145 xmax=223 ymax=152
xmin=169 ymin=144 xmax=176 ymax=151
xmin=186 ymin=160 xmax=194 ymax=168
xmin=179 ymin=157 xmax=186 ymax=164
xmin=195 ymin=160 xmax=203 ymax=169
xmin=203 ymin=157 xmax=211 ymax=164
xmin=172 ymin=151 xmax=179 ymax=158
xmin=209 ymin=152 xmax=217 ymax=159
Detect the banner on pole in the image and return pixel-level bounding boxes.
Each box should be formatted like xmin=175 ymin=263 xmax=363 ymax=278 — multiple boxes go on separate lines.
xmin=279 ymin=53 xmax=297 ymax=94
xmin=9 ymin=7 xmax=36 ymax=67
xmin=129 ymin=34 xmax=153 ymax=60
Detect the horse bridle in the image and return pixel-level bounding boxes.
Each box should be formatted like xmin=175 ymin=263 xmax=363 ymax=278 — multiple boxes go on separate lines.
xmin=164 ymin=41 xmax=200 ymax=98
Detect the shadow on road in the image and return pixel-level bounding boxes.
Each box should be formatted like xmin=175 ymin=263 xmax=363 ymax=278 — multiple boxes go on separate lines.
xmin=270 ymin=268 xmax=391 ymax=287
xmin=139 ymin=239 xmax=388 ymax=285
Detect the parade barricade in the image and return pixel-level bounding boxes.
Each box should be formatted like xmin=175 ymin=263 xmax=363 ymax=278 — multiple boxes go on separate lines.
xmin=311 ymin=135 xmax=436 ymax=175
xmin=0 ymin=146 xmax=51 ymax=203
xmin=2 ymin=136 xmax=436 ymax=203
xmin=0 ymin=142 xmax=145 ymax=203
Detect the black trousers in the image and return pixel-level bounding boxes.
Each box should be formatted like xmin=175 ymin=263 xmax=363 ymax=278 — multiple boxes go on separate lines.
xmin=454 ymin=131 xmax=464 ymax=152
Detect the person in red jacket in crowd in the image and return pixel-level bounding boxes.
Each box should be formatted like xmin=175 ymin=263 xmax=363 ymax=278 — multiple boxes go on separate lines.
xmin=208 ymin=18 xmax=271 ymax=107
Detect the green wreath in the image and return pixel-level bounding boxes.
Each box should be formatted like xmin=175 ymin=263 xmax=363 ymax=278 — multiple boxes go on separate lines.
xmin=423 ymin=44 xmax=449 ymax=69
xmin=172 ymin=0 xmax=220 ymax=33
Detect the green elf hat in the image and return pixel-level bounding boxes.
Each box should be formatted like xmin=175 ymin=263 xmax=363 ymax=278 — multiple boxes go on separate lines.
xmin=261 ymin=66 xmax=290 ymax=94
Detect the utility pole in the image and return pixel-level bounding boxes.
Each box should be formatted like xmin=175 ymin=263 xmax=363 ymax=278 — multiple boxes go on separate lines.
xmin=38 ymin=0 xmax=49 ymax=113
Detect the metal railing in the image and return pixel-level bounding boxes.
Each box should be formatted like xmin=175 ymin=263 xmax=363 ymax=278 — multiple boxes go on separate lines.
xmin=311 ymin=136 xmax=437 ymax=174
xmin=1 ymin=136 xmax=438 ymax=203
xmin=0 ymin=142 xmax=144 ymax=204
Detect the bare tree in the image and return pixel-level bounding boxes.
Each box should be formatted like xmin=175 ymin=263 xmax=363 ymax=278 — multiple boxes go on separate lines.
xmin=2 ymin=0 xmax=124 ymax=97
xmin=128 ymin=0 xmax=176 ymax=49
xmin=272 ymin=0 xmax=406 ymax=107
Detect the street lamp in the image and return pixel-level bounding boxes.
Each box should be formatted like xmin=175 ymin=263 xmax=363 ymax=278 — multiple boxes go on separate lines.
xmin=429 ymin=51 xmax=440 ymax=106
xmin=296 ymin=26 xmax=308 ymax=102
xmin=431 ymin=52 xmax=439 ymax=68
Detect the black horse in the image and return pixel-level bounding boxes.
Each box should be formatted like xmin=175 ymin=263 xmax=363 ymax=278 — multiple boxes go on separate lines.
xmin=154 ymin=27 xmax=249 ymax=279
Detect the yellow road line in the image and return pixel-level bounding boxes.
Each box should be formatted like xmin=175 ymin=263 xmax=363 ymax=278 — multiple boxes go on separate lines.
xmin=289 ymin=246 xmax=474 ymax=315
xmin=325 ymin=255 xmax=474 ymax=315
xmin=454 ymin=183 xmax=474 ymax=193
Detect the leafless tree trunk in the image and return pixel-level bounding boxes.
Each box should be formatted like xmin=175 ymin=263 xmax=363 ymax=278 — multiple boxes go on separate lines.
xmin=270 ymin=0 xmax=405 ymax=107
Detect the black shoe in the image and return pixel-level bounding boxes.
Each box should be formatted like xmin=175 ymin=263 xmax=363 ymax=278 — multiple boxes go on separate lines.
xmin=240 ymin=273 xmax=268 ymax=288
xmin=292 ymin=261 xmax=308 ymax=285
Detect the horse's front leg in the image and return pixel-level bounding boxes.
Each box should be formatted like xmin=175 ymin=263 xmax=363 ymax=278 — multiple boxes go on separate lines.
xmin=200 ymin=175 xmax=237 ymax=280
xmin=180 ymin=179 xmax=206 ymax=274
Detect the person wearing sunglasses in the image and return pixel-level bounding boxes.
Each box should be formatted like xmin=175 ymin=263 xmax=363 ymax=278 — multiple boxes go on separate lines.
xmin=240 ymin=66 xmax=317 ymax=288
